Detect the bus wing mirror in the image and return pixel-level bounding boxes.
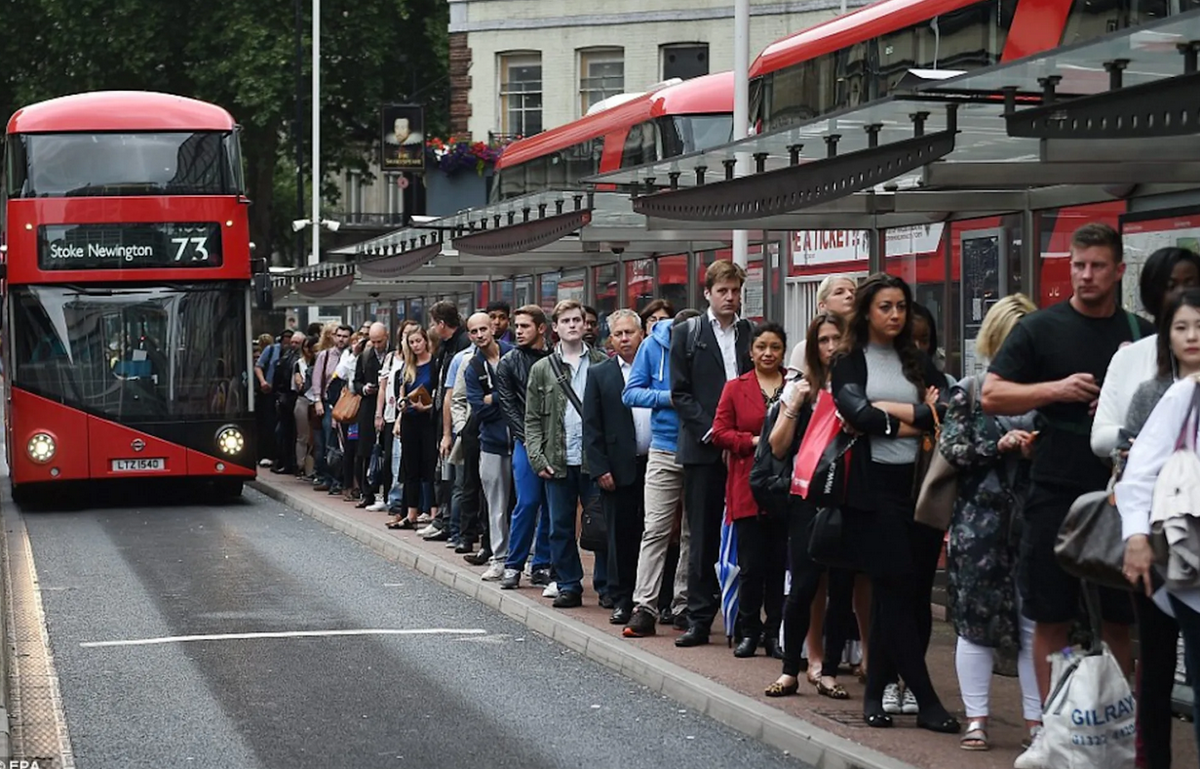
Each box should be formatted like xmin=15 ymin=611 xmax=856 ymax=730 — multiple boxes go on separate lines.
xmin=254 ymin=273 xmax=273 ymax=311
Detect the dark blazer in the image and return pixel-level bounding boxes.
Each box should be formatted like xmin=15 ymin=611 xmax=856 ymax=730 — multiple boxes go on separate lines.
xmin=583 ymin=357 xmax=640 ymax=488
xmin=669 ymin=315 xmax=753 ymax=465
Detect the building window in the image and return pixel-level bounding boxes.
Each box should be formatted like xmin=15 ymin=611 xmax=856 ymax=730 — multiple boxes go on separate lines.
xmin=661 ymin=43 xmax=708 ymax=81
xmin=579 ymin=48 xmax=625 ymax=115
xmin=499 ymin=52 xmax=542 ymax=138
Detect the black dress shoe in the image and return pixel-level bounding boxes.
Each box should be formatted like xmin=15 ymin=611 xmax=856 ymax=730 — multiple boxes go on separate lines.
xmin=917 ymin=710 xmax=961 ymax=734
xmin=658 ymin=609 xmax=674 ymax=626
xmin=763 ymin=636 xmax=783 ymax=660
xmin=609 ymin=606 xmax=632 ymax=625
xmin=552 ymin=591 xmax=582 ymax=609
xmin=864 ymin=702 xmax=894 ymax=729
xmin=454 ymin=542 xmax=474 ymax=554
xmin=423 ymin=529 xmax=450 ymax=542
xmin=675 ymin=627 xmax=710 ymax=648
xmin=464 ymin=551 xmax=492 ymax=566
xmin=598 ymin=594 xmax=615 ymax=610
xmin=734 ymin=634 xmax=760 ymax=658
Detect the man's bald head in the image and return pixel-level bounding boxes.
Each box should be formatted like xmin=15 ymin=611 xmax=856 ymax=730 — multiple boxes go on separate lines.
xmin=467 ymin=311 xmax=494 ymax=349
xmin=368 ymin=322 xmax=388 ymax=352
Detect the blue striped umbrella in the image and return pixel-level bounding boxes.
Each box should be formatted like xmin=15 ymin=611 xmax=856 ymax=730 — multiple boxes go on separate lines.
xmin=717 ymin=512 xmax=740 ymax=647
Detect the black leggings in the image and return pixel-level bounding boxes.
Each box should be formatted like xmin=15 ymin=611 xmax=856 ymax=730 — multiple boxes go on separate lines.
xmin=734 ymin=515 xmax=788 ymax=642
xmin=1135 ymin=591 xmax=1179 ymax=769
xmin=400 ymin=411 xmax=438 ymax=509
xmin=781 ymin=499 xmax=854 ymax=679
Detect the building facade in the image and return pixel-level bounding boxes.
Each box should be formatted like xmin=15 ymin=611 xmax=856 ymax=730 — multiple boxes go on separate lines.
xmin=448 ymin=0 xmax=860 ymax=139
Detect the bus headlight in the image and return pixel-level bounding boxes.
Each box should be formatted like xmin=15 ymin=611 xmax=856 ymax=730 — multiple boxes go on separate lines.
xmin=216 ymin=426 xmax=245 ymax=456
xmin=27 ymin=433 xmax=57 ymax=464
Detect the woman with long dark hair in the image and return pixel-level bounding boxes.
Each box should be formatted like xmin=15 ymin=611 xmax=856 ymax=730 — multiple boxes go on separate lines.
xmin=764 ymin=312 xmax=856 ymax=700
xmin=1092 ymin=247 xmax=1200 ymax=769
xmin=831 ymin=273 xmax=957 ymax=732
xmin=712 ymin=323 xmax=788 ymax=658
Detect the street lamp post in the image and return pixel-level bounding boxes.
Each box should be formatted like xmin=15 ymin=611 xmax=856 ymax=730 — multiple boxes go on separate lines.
xmin=311 ymin=0 xmax=321 ymax=268
xmin=732 ymin=0 xmax=749 ymax=268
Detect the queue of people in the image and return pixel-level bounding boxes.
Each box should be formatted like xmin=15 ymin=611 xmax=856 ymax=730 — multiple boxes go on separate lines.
xmin=260 ymin=226 xmax=1200 ymax=768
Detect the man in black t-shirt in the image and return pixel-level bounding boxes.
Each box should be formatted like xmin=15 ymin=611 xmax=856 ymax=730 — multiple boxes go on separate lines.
xmin=983 ymin=223 xmax=1152 ymax=716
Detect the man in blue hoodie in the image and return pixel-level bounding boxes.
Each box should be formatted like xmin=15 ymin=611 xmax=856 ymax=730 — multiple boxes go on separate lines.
xmin=464 ymin=312 xmax=514 ymax=582
xmin=619 ymin=308 xmax=702 ymax=637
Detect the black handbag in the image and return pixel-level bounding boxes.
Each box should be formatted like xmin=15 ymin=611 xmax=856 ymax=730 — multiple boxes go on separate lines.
xmin=808 ymin=505 xmax=856 ymax=570
xmin=749 ymin=403 xmax=802 ymax=519
xmin=579 ymin=492 xmax=607 ymax=552
xmin=326 ymin=441 xmax=344 ymax=479
xmin=1055 ymin=488 xmax=1130 ymax=591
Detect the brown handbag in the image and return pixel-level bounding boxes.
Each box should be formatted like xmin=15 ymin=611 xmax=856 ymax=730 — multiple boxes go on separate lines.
xmin=915 ymin=377 xmax=975 ymax=530
xmin=331 ymin=386 xmax=362 ymax=424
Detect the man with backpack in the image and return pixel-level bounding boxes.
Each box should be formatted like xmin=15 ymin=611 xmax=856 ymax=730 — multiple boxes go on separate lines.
xmin=271 ymin=331 xmax=301 ymax=474
xmin=254 ymin=328 xmax=292 ymax=467
xmin=670 ymin=260 xmax=753 ymax=647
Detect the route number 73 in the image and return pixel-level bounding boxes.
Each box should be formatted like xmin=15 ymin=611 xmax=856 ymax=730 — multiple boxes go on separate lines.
xmin=170 ymin=236 xmax=210 ymax=262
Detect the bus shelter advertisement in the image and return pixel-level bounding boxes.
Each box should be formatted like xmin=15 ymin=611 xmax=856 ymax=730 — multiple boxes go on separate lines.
xmin=1121 ymin=208 xmax=1200 ymax=317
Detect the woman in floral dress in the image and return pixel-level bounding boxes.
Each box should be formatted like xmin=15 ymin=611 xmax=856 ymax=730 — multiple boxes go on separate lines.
xmin=940 ymin=294 xmax=1043 ymax=752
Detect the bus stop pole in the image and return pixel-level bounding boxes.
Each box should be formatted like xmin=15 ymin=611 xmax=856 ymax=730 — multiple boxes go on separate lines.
xmin=732 ymin=0 xmax=749 ymax=269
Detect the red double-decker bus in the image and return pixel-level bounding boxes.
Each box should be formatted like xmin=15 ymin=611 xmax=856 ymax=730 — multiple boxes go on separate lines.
xmin=1 ymin=91 xmax=259 ymax=502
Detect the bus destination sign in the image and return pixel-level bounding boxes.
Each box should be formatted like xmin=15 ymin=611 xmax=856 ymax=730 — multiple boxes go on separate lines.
xmin=38 ymin=222 xmax=224 ymax=270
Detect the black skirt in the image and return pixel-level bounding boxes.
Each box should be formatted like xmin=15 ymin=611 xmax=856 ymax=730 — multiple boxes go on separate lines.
xmin=844 ymin=461 xmax=920 ymax=578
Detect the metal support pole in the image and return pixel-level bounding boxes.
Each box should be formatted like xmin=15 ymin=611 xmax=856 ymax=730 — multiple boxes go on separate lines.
xmin=584 ymin=265 xmax=597 ymax=309
xmin=868 ymin=227 xmax=884 ymax=274
xmin=310 ymin=0 xmax=321 ymax=269
xmin=732 ymin=0 xmax=749 ymax=268
xmin=1020 ymin=206 xmax=1038 ymax=301
xmin=687 ymin=249 xmax=701 ymax=309
xmin=617 ymin=257 xmax=629 ymax=310
xmin=294 ymin=0 xmax=305 ymax=266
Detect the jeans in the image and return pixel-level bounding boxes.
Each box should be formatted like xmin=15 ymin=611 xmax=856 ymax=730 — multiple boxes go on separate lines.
xmin=544 ymin=466 xmax=596 ymax=596
xmin=314 ymin=401 xmax=333 ymax=484
xmin=389 ymin=435 xmax=403 ymax=506
xmin=505 ymin=441 xmax=550 ymax=572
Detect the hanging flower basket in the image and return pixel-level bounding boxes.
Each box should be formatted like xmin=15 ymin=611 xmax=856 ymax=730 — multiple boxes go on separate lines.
xmin=425 ymin=136 xmax=514 ymax=176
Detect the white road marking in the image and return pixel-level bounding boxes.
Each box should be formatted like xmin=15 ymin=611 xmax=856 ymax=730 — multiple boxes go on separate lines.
xmin=81 ymin=628 xmax=487 ymax=648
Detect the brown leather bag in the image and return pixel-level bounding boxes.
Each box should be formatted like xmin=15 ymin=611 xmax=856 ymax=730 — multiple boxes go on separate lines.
xmin=331 ymin=387 xmax=362 ymax=424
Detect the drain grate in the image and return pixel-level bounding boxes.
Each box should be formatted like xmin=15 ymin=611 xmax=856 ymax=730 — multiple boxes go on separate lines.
xmin=4 ymin=507 xmax=75 ymax=768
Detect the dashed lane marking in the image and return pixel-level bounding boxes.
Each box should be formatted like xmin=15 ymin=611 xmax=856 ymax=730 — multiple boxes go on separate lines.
xmin=80 ymin=628 xmax=488 ymax=648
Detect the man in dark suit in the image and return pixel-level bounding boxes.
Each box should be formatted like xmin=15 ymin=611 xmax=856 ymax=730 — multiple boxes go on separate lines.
xmin=670 ymin=260 xmax=753 ymax=647
xmin=584 ymin=309 xmax=652 ymax=625
xmin=354 ymin=322 xmax=389 ymax=508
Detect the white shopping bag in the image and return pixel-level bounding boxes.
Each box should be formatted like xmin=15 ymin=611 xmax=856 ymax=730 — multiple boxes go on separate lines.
xmin=1042 ymin=645 xmax=1135 ymax=769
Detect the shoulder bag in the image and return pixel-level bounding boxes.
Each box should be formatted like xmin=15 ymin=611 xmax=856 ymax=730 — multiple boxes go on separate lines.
xmin=749 ymin=402 xmax=799 ymax=519
xmin=915 ymin=376 xmax=976 ymax=530
xmin=1055 ymin=482 xmax=1129 ymax=591
xmin=331 ymin=386 xmax=362 ymax=424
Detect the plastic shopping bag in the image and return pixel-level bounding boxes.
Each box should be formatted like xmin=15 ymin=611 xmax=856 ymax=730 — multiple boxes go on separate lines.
xmin=790 ymin=389 xmax=842 ymax=499
xmin=1041 ymin=644 xmax=1136 ymax=769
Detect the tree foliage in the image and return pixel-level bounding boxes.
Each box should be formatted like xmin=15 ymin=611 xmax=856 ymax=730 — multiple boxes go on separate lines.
xmin=0 ymin=0 xmax=448 ymax=265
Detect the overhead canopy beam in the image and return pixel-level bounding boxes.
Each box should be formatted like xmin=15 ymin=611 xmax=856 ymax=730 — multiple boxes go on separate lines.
xmin=1041 ymin=136 xmax=1200 ymax=163
xmin=923 ymin=161 xmax=1200 ymax=189
xmin=454 ymin=210 xmax=592 ymax=257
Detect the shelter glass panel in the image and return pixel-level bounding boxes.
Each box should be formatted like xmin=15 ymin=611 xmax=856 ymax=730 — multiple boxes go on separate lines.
xmin=540 ymin=273 xmax=560 ymax=315
xmin=658 ymin=254 xmax=689 ymax=315
xmin=1038 ymin=202 xmax=1125 ymax=309
xmin=595 ymin=264 xmax=619 ymax=315
xmin=514 ymin=276 xmax=535 ymax=308
xmin=626 ymin=259 xmax=655 ymax=310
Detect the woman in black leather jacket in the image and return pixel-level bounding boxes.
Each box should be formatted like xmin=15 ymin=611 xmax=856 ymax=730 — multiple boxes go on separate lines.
xmin=830 ymin=273 xmax=957 ymax=733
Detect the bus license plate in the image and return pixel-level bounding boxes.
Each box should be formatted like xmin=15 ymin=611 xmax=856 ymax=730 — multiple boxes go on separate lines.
xmin=111 ymin=458 xmax=166 ymax=472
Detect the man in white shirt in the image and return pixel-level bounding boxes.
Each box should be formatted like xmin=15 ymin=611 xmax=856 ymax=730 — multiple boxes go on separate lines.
xmin=584 ymin=309 xmax=652 ymax=625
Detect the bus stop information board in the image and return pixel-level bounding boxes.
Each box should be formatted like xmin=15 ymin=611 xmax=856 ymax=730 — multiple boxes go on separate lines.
xmin=38 ymin=222 xmax=224 ymax=270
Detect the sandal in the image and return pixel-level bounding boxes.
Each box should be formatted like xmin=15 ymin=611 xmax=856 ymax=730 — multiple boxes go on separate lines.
xmin=851 ymin=664 xmax=867 ymax=683
xmin=816 ymin=679 xmax=850 ymax=700
xmin=960 ymin=720 xmax=989 ymax=751
xmin=764 ymin=679 xmax=800 ymax=698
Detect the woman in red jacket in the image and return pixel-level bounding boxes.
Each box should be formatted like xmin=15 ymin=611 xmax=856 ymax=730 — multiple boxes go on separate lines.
xmin=713 ymin=322 xmax=788 ymax=658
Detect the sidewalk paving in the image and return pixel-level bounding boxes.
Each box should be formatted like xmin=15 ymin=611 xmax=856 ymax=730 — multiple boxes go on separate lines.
xmin=253 ymin=472 xmax=1198 ymax=769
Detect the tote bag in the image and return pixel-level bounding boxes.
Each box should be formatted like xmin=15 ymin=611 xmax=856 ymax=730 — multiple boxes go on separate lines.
xmin=791 ymin=390 xmax=842 ymax=499
xmin=331 ymin=387 xmax=362 ymax=424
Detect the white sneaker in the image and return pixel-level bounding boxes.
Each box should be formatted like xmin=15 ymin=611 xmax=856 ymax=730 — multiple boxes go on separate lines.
xmin=416 ymin=513 xmax=432 ymax=524
xmin=542 ymin=581 xmax=559 ymax=598
xmin=258 ymin=459 xmax=273 ymax=468
xmin=882 ymin=684 xmax=902 ymax=715
xmin=416 ymin=524 xmax=438 ymax=538
xmin=1013 ymin=726 xmax=1048 ymax=769
xmin=366 ymin=501 xmax=389 ymax=512
xmin=901 ymin=686 xmax=919 ymax=715
xmin=481 ymin=562 xmax=505 ymax=581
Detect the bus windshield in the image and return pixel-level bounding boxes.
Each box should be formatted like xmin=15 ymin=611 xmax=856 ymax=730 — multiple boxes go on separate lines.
xmin=673 ymin=114 xmax=733 ymax=154
xmin=6 ymin=132 xmax=244 ymax=198
xmin=10 ymin=283 xmax=249 ymax=422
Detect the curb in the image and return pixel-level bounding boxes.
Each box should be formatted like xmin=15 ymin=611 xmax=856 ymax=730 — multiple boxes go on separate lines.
xmin=252 ymin=480 xmax=918 ymax=769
